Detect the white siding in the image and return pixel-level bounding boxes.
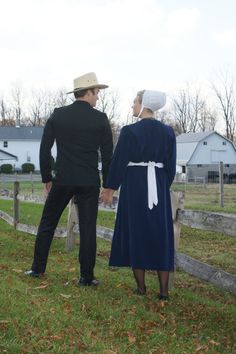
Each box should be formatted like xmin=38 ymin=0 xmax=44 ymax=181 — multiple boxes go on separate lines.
xmin=177 ymin=142 xmax=198 ymax=165
xmin=188 ymin=134 xmax=236 ymax=165
xmin=0 ymin=140 xmax=56 ymax=170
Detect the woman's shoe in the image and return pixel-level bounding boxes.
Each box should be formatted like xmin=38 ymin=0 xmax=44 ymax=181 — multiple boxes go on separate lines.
xmin=133 ymin=287 xmax=146 ymax=295
xmin=158 ymin=294 xmax=169 ymax=301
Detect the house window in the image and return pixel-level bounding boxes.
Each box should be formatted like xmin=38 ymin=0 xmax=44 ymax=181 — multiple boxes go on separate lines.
xmin=203 ymin=141 xmax=207 ymax=145
xmin=182 ymin=166 xmax=186 ymax=173
xmin=222 ymin=141 xmax=226 ymax=145
xmin=3 ymin=141 xmax=8 ymax=148
xmin=26 ymin=152 xmax=31 ymax=162
xmin=197 ymin=164 xmax=202 ymax=167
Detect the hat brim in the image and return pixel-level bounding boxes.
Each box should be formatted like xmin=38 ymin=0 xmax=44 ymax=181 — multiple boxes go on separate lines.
xmin=66 ymin=84 xmax=108 ymax=94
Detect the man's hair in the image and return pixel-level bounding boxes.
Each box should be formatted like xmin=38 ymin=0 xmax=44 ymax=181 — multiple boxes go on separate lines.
xmin=74 ymin=88 xmax=96 ymax=99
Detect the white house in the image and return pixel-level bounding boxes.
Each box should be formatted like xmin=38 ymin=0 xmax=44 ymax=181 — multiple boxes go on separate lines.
xmin=0 ymin=149 xmax=17 ymax=163
xmin=176 ymin=131 xmax=236 ymax=183
xmin=0 ymin=126 xmax=56 ymax=171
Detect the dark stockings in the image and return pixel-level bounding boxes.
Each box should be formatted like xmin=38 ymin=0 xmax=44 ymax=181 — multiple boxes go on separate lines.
xmin=157 ymin=271 xmax=169 ymax=297
xmin=132 ymin=268 xmax=146 ymax=294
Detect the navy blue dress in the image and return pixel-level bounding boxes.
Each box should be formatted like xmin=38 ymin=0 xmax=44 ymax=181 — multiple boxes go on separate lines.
xmin=105 ymin=119 xmax=176 ymax=270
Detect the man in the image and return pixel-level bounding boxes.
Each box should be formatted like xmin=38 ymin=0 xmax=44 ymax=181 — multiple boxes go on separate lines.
xmin=25 ymin=72 xmax=113 ymax=286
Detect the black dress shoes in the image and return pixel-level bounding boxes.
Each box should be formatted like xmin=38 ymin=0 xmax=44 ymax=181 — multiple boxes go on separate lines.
xmin=77 ymin=277 xmax=100 ymax=287
xmin=25 ymin=270 xmax=44 ymax=278
xmin=158 ymin=294 xmax=169 ymax=301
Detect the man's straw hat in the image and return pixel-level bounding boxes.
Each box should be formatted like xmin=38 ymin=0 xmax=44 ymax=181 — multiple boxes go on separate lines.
xmin=67 ymin=72 xmax=108 ymax=94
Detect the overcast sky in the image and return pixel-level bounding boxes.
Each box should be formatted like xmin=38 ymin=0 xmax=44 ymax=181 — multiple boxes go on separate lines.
xmin=0 ymin=0 xmax=236 ymax=121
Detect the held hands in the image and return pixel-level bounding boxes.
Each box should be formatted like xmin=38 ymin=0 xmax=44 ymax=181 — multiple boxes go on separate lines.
xmin=43 ymin=181 xmax=52 ymax=197
xmin=100 ymin=188 xmax=115 ymax=205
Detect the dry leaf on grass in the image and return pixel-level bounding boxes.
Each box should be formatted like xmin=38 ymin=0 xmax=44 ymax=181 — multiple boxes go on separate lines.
xmin=60 ymin=293 xmax=71 ymax=299
xmin=127 ymin=331 xmax=136 ymax=343
xmin=12 ymin=268 xmax=23 ymax=273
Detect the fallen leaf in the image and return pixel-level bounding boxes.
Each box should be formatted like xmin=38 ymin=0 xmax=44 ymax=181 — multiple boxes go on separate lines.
xmin=60 ymin=294 xmax=71 ymax=299
xmin=31 ymin=284 xmax=49 ymax=290
xmin=195 ymin=345 xmax=209 ymax=352
xmin=0 ymin=264 xmax=8 ymax=270
xmin=127 ymin=331 xmax=136 ymax=343
xmin=50 ymin=335 xmax=62 ymax=340
xmin=12 ymin=268 xmax=23 ymax=273
xmin=209 ymin=339 xmax=220 ymax=346
xmin=68 ymin=268 xmax=76 ymax=272
xmin=116 ymin=283 xmax=123 ymax=288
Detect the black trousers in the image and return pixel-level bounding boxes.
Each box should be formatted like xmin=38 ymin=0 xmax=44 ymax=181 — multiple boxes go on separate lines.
xmin=31 ymin=184 xmax=100 ymax=280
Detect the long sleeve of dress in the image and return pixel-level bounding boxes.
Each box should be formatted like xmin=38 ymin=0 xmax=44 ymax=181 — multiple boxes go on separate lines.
xmin=100 ymin=114 xmax=113 ymax=188
xmin=40 ymin=112 xmax=55 ymax=183
xmin=165 ymin=127 xmax=176 ymax=186
xmin=104 ymin=126 xmax=130 ymax=190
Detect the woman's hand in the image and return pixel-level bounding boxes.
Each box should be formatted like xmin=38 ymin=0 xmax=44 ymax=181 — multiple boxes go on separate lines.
xmin=43 ymin=181 xmax=52 ymax=198
xmin=100 ymin=188 xmax=115 ymax=205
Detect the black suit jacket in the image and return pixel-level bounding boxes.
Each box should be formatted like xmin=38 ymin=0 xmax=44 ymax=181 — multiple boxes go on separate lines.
xmin=40 ymin=100 xmax=113 ymax=187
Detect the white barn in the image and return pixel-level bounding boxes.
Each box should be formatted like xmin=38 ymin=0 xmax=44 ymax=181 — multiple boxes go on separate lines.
xmin=0 ymin=126 xmax=56 ymax=171
xmin=176 ymin=131 xmax=236 ymax=183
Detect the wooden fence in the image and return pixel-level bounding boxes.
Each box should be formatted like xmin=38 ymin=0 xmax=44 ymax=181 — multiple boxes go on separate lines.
xmin=0 ymin=183 xmax=235 ymax=294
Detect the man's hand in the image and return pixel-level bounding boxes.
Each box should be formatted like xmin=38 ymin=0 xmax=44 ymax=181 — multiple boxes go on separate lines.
xmin=100 ymin=188 xmax=115 ymax=205
xmin=43 ymin=181 xmax=52 ymax=197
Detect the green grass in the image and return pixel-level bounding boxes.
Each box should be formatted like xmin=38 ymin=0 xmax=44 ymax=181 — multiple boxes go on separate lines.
xmin=0 ymin=199 xmax=235 ymax=274
xmin=172 ymin=183 xmax=236 ymax=214
xmin=0 ymin=199 xmax=116 ymax=230
xmin=0 ymin=219 xmax=235 ymax=353
xmin=179 ymin=225 xmax=236 ymax=274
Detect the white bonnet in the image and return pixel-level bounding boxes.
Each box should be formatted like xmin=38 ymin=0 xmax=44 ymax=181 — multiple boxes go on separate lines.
xmin=142 ymin=90 xmax=166 ymax=112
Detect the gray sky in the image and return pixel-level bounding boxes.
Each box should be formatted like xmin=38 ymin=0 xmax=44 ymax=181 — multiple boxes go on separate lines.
xmin=0 ymin=0 xmax=236 ymax=120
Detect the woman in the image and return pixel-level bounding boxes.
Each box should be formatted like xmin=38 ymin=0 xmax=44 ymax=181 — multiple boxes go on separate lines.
xmin=101 ymin=90 xmax=176 ymax=299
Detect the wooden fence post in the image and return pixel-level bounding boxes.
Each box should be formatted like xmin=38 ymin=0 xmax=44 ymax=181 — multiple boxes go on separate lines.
xmin=65 ymin=198 xmax=78 ymax=251
xmin=30 ymin=172 xmax=34 ymax=195
xmin=219 ymin=161 xmax=224 ymax=207
xmin=13 ymin=181 xmax=20 ymax=228
xmin=168 ymin=190 xmax=185 ymax=289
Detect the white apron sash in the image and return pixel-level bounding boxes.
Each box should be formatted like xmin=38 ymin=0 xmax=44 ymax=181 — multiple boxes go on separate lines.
xmin=127 ymin=161 xmax=164 ymax=210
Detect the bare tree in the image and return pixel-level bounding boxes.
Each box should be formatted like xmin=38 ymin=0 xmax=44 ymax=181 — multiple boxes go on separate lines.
xmin=0 ymin=93 xmax=17 ymax=126
xmin=54 ymin=88 xmax=69 ymax=107
xmin=0 ymin=94 xmax=8 ymax=125
xmin=172 ymin=88 xmax=190 ymax=133
xmin=97 ymin=89 xmax=121 ymax=144
xmin=198 ymin=104 xmax=217 ymax=132
xmin=211 ymin=69 xmax=236 ymax=142
xmin=97 ymin=89 xmax=120 ymax=122
xmin=28 ymin=90 xmax=45 ymax=126
xmin=172 ymin=85 xmax=216 ymax=134
xmin=42 ymin=90 xmax=58 ymax=121
xmin=11 ymin=85 xmax=24 ymax=126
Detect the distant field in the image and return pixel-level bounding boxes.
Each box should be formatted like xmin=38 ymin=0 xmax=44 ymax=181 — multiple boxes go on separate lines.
xmin=0 ymin=176 xmax=236 ymax=213
xmin=172 ymin=183 xmax=236 ymax=213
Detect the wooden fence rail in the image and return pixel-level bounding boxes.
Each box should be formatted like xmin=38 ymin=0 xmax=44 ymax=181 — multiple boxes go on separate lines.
xmin=178 ymin=209 xmax=236 ymax=237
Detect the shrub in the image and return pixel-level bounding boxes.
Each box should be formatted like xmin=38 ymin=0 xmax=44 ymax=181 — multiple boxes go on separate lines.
xmin=0 ymin=164 xmax=13 ymax=173
xmin=21 ymin=163 xmax=35 ymax=173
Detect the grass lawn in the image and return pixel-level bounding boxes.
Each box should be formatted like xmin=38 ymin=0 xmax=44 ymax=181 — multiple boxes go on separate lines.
xmin=172 ymin=183 xmax=236 ymax=214
xmin=0 ymin=198 xmax=235 ymax=274
xmin=0 ymin=198 xmax=236 ymax=353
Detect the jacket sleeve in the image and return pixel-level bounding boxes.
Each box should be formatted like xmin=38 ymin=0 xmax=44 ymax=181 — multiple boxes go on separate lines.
xmin=104 ymin=126 xmax=130 ymax=190
xmin=100 ymin=114 xmax=113 ymax=187
xmin=39 ymin=112 xmax=55 ymax=183
xmin=165 ymin=127 xmax=176 ymax=186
